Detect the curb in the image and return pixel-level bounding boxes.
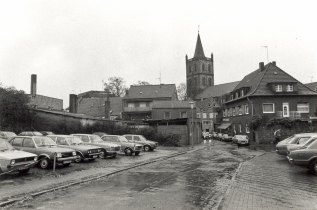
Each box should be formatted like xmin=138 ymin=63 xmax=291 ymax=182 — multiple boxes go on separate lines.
xmin=0 ymin=146 xmax=210 ymax=208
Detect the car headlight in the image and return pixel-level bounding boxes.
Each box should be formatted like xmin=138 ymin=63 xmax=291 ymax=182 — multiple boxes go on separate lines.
xmin=88 ymin=150 xmax=91 ymax=154
xmin=72 ymin=151 xmax=76 ymax=156
xmin=56 ymin=153 xmax=62 ymax=158
xmin=10 ymin=159 xmax=15 ymax=165
xmin=34 ymin=156 xmax=38 ymax=161
xmin=98 ymin=149 xmax=101 ymax=152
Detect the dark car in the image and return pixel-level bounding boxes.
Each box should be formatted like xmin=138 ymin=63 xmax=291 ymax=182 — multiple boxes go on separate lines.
xmin=0 ymin=131 xmax=17 ymax=139
xmin=8 ymin=136 xmax=77 ymax=169
xmin=101 ymin=135 xmax=144 ymax=156
xmin=71 ymin=134 xmax=120 ymax=158
xmin=48 ymin=135 xmax=102 ymax=163
xmin=123 ymin=134 xmax=158 ymax=151
xmin=18 ymin=131 xmax=43 ymax=136
xmin=287 ymin=137 xmax=317 ymax=174
xmin=0 ymin=138 xmax=38 ymax=175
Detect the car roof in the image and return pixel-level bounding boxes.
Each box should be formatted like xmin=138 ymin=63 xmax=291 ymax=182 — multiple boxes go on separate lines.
xmin=47 ymin=135 xmax=71 ymax=137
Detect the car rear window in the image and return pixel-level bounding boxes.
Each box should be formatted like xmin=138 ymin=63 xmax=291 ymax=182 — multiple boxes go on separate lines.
xmin=12 ymin=137 xmax=23 ymax=146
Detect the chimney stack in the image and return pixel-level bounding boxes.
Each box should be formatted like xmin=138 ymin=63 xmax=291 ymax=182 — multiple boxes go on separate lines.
xmin=69 ymin=94 xmax=78 ymax=113
xmin=272 ymin=61 xmax=276 ymax=65
xmin=31 ymin=74 xmax=37 ymax=95
xmin=259 ymin=62 xmax=265 ymax=71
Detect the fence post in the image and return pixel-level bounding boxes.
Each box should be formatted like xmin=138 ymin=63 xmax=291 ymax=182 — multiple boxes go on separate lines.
xmin=53 ymin=152 xmax=56 ymax=173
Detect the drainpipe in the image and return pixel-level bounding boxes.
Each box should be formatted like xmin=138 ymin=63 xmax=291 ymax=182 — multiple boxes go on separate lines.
xmin=247 ymin=97 xmax=253 ymax=116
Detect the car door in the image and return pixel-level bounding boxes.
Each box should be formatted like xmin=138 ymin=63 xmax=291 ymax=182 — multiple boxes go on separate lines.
xmin=22 ymin=137 xmax=37 ymax=154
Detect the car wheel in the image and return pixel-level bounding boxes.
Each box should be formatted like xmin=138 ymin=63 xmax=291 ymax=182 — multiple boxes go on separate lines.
xmin=125 ymin=148 xmax=133 ymax=156
xmin=135 ymin=151 xmax=140 ymax=156
xmin=19 ymin=168 xmax=30 ymax=175
xmin=309 ymin=160 xmax=317 ymax=175
xmin=99 ymin=150 xmax=106 ymax=158
xmin=39 ymin=158 xmax=51 ymax=169
xmin=75 ymin=154 xmax=84 ymax=163
xmin=144 ymin=145 xmax=151 ymax=152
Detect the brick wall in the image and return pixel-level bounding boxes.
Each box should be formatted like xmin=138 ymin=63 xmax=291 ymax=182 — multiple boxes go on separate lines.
xmin=256 ymin=121 xmax=316 ymax=144
xmin=157 ymin=125 xmax=188 ymax=146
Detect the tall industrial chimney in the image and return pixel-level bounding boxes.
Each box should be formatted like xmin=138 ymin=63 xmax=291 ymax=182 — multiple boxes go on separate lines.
xmin=31 ymin=74 xmax=37 ymax=95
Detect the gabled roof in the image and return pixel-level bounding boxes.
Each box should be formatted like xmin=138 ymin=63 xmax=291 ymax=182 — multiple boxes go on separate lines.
xmin=195 ymin=81 xmax=240 ymax=100
xmin=232 ymin=62 xmax=317 ymax=97
xmin=152 ymin=101 xmax=193 ymax=109
xmin=305 ymin=82 xmax=317 ymax=92
xmin=109 ymin=97 xmax=123 ymax=116
xmin=193 ymin=33 xmax=205 ymax=58
xmin=124 ymin=84 xmax=176 ymax=99
xmin=195 ymin=97 xmax=220 ymax=111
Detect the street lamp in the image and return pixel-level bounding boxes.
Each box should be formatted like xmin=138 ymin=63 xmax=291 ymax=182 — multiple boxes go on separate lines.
xmin=189 ymin=101 xmax=194 ymax=148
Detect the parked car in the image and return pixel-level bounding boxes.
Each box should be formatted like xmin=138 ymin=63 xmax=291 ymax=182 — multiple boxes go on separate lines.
xmin=232 ymin=135 xmax=249 ymax=146
xmin=18 ymin=131 xmax=43 ymax=136
xmin=0 ymin=138 xmax=38 ymax=175
xmin=123 ymin=134 xmax=158 ymax=151
xmin=287 ymin=136 xmax=317 ymax=155
xmin=101 ymin=135 xmax=144 ymax=156
xmin=212 ymin=132 xmax=218 ymax=139
xmin=222 ymin=134 xmax=233 ymax=142
xmin=7 ymin=136 xmax=77 ymax=169
xmin=287 ymin=137 xmax=317 ymax=174
xmin=48 ymin=135 xmax=102 ymax=163
xmin=93 ymin=132 xmax=108 ymax=137
xmin=40 ymin=131 xmax=55 ymax=136
xmin=0 ymin=131 xmax=17 ymax=140
xmin=276 ymin=133 xmax=317 ymax=155
xmin=71 ymin=134 xmax=120 ymax=158
xmin=217 ymin=133 xmax=223 ymax=140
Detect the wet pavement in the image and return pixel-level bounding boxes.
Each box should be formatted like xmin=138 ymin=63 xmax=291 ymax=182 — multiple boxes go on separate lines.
xmin=2 ymin=141 xmax=263 ymax=210
xmin=2 ymin=141 xmax=316 ymax=210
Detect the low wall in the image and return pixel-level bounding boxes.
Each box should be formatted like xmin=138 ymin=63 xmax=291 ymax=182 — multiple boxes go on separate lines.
xmin=157 ymin=125 xmax=188 ymax=146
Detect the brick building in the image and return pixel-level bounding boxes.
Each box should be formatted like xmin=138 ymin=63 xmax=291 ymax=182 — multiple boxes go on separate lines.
xmin=218 ymin=62 xmax=317 ymax=143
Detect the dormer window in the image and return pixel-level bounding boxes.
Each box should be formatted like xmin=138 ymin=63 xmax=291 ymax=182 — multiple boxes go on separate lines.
xmin=286 ymin=84 xmax=293 ymax=92
xmin=236 ymin=92 xmax=238 ymax=98
xmin=275 ymin=85 xmax=282 ymax=92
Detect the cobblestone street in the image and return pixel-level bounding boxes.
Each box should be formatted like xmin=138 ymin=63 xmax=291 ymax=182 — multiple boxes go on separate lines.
xmin=218 ymin=149 xmax=317 ymax=210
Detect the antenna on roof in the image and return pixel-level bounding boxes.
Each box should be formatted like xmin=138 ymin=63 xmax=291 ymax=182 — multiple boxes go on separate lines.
xmin=157 ymin=71 xmax=161 ymax=85
xmin=198 ymin=25 xmax=200 ymax=33
xmin=261 ymin=46 xmax=269 ymax=63
xmin=308 ymin=76 xmax=314 ymax=82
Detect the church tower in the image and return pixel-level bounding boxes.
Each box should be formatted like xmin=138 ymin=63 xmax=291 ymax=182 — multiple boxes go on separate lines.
xmin=186 ymin=33 xmax=214 ymax=100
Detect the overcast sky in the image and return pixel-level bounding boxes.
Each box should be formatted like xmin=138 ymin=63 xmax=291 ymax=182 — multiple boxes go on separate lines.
xmin=1 ymin=0 xmax=316 ymax=108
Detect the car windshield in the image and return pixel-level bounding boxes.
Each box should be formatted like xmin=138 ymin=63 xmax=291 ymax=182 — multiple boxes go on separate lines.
xmin=0 ymin=139 xmax=15 ymax=150
xmin=90 ymin=135 xmax=104 ymax=143
xmin=45 ymin=132 xmax=54 ymax=135
xmin=280 ymin=136 xmax=294 ymax=144
xmin=68 ymin=137 xmax=84 ymax=145
xmin=118 ymin=136 xmax=129 ymax=142
xmin=33 ymin=137 xmax=57 ymax=147
xmin=235 ymin=135 xmax=247 ymax=139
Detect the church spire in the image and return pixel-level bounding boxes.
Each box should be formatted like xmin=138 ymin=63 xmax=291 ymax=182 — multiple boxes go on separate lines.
xmin=193 ymin=33 xmax=205 ymax=58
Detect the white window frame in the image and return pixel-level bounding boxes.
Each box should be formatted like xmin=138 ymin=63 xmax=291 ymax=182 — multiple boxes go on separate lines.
xmin=164 ymin=112 xmax=170 ymax=119
xmin=180 ymin=111 xmax=187 ymax=118
xmin=223 ymin=109 xmax=226 ymax=117
xmin=263 ymin=103 xmax=275 ymax=113
xmin=246 ymin=123 xmax=250 ymax=133
xmin=209 ymin=113 xmax=213 ymax=118
xmin=241 ymin=90 xmax=244 ymax=97
xmin=232 ymin=107 xmax=236 ymax=116
xmin=238 ymin=106 xmax=242 ymax=115
xmin=203 ymin=113 xmax=207 ymax=119
xmin=297 ymin=102 xmax=309 ymax=113
xmin=245 ymin=105 xmax=249 ymax=114
xmin=197 ymin=113 xmax=201 ymax=118
xmin=239 ymin=124 xmax=242 ymax=132
xmin=286 ymin=84 xmax=294 ymax=92
xmin=275 ymin=85 xmax=282 ymax=92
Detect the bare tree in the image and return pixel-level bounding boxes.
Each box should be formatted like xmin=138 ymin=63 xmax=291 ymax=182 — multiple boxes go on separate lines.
xmin=104 ymin=77 xmax=127 ymax=97
xmin=177 ymin=83 xmax=187 ymax=101
xmin=136 ymin=81 xmax=150 ymax=85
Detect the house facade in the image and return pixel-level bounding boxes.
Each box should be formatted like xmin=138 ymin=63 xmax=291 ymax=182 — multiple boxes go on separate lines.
xmin=122 ymin=84 xmax=178 ymax=123
xmin=217 ymin=62 xmax=317 ymax=142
